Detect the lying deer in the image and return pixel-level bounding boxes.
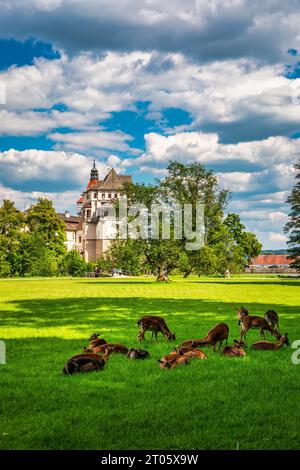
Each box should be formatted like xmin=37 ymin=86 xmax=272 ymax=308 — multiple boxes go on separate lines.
xmin=222 ymin=339 xmax=247 ymax=357
xmin=158 ymin=352 xmax=189 ymax=369
xmin=127 ymin=348 xmax=150 ymax=359
xmin=182 ymin=323 xmax=229 ymax=352
xmin=137 ymin=316 xmax=176 ymax=342
xmin=252 ymin=334 xmax=289 ymax=350
xmin=237 ymin=306 xmax=249 ymax=326
xmin=240 ymin=316 xmax=281 ymax=340
xmin=179 ymin=349 xmax=208 ymax=360
xmin=264 ymin=310 xmax=280 ymax=332
xmin=63 ymin=352 xmax=107 ymax=375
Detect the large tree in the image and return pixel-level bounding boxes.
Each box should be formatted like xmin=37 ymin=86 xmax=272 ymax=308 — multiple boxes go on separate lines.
xmin=285 ymin=161 xmax=300 ymax=270
xmin=0 ymin=200 xmax=25 ymax=276
xmin=25 ymin=198 xmax=66 ymax=258
xmin=117 ymin=161 xmax=231 ymax=280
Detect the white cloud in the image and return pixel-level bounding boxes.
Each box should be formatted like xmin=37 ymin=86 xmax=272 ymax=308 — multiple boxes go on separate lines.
xmin=0 ymin=149 xmax=109 ymax=190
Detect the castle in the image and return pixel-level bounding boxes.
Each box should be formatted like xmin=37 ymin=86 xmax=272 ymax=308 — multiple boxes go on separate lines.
xmin=58 ymin=161 xmax=132 ymax=262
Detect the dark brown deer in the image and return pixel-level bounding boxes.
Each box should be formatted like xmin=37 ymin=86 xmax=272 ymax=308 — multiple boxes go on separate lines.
xmin=63 ymin=353 xmax=107 ymax=375
xmin=237 ymin=306 xmax=249 ymax=326
xmin=127 ymin=348 xmax=150 ymax=359
xmin=240 ymin=316 xmax=281 ymax=340
xmin=252 ymin=334 xmax=289 ymax=350
xmin=264 ymin=310 xmax=280 ymax=332
xmin=182 ymin=323 xmax=229 ymax=352
xmin=137 ymin=316 xmax=175 ymax=341
xmin=99 ymin=343 xmax=129 ymax=356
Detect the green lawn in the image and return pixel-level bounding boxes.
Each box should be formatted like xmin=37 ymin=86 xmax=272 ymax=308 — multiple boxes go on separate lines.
xmin=0 ymin=276 xmax=299 ymax=450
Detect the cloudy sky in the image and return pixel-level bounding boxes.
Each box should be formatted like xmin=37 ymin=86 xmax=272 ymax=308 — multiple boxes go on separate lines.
xmin=1 ymin=0 xmax=300 ymax=248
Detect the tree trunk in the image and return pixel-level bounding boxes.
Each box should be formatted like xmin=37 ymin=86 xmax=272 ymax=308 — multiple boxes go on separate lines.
xmin=183 ymin=270 xmax=192 ymax=279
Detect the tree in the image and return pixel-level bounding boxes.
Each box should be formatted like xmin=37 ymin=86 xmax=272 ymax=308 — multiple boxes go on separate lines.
xmin=59 ymin=250 xmax=87 ymax=277
xmin=224 ymin=213 xmax=261 ymax=265
xmin=0 ymin=200 xmax=25 ymax=277
xmin=285 ymin=161 xmax=300 ymax=270
xmin=240 ymin=231 xmax=262 ymax=265
xmin=224 ymin=213 xmax=245 ymax=243
xmin=17 ymin=232 xmax=58 ymax=277
xmin=25 ymin=198 xmax=66 ymax=258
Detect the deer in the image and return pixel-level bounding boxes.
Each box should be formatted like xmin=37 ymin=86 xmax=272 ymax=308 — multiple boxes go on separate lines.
xmin=127 ymin=348 xmax=150 ymax=359
xmin=181 ymin=323 xmax=229 ymax=352
xmin=63 ymin=352 xmax=107 ymax=375
xmin=264 ymin=310 xmax=280 ymax=332
xmin=237 ymin=306 xmax=249 ymax=326
xmin=158 ymin=352 xmax=189 ymax=369
xmin=222 ymin=339 xmax=247 ymax=357
xmin=179 ymin=349 xmax=208 ymax=360
xmin=98 ymin=343 xmax=129 ymax=356
xmin=137 ymin=316 xmax=176 ymax=342
xmin=252 ymin=334 xmax=289 ymax=350
xmin=240 ymin=315 xmax=282 ymax=340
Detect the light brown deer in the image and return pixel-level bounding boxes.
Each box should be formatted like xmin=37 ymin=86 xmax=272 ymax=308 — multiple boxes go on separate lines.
xmin=264 ymin=310 xmax=280 ymax=332
xmin=182 ymin=323 xmax=229 ymax=352
xmin=137 ymin=316 xmax=176 ymax=341
xmin=222 ymin=340 xmax=247 ymax=357
xmin=158 ymin=352 xmax=189 ymax=369
xmin=180 ymin=349 xmax=208 ymax=360
xmin=252 ymin=334 xmax=289 ymax=350
xmin=240 ymin=316 xmax=281 ymax=340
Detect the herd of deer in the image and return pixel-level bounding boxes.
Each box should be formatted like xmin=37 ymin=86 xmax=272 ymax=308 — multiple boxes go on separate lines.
xmin=63 ymin=308 xmax=289 ymax=375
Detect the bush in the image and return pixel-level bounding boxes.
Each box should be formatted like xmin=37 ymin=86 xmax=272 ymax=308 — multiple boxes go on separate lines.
xmin=59 ymin=250 xmax=87 ymax=277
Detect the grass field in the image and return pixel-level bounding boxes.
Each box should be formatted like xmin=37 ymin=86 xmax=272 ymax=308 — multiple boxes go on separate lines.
xmin=0 ymin=276 xmax=299 ymax=450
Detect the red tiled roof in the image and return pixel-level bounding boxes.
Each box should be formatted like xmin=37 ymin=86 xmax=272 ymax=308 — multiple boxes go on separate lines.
xmin=87 ymin=179 xmax=99 ymax=189
xmin=251 ymin=254 xmax=294 ymax=265
xmin=77 ymin=196 xmax=83 ymax=203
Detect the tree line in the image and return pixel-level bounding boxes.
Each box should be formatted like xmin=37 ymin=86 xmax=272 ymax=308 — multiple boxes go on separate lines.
xmin=7 ymin=159 xmax=300 ymax=279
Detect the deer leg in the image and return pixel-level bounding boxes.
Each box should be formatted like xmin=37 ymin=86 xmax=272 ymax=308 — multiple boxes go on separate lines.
xmin=218 ymin=341 xmax=223 ymax=350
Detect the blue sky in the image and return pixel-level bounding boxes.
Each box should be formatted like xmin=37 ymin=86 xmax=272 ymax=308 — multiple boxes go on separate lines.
xmin=1 ymin=1 xmax=300 ymax=249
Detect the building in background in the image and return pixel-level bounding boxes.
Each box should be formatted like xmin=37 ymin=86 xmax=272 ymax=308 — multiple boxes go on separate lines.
xmin=248 ymin=253 xmax=295 ymax=273
xmin=59 ymin=161 xmax=132 ymax=262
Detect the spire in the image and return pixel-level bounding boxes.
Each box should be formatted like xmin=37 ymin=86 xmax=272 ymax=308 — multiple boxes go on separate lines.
xmin=90 ymin=159 xmax=99 ymax=180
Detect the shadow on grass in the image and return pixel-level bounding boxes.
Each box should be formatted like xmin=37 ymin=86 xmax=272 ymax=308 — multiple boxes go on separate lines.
xmin=1 ymin=295 xmax=299 ymax=333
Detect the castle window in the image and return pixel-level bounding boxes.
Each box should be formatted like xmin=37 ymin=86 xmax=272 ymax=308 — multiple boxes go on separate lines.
xmin=104 ymin=211 xmax=109 ymax=217
xmin=79 ymin=236 xmax=82 ymax=243
xmin=108 ymin=193 xmax=112 ymax=198
xmin=94 ymin=192 xmax=97 ymax=199
xmin=102 ymin=193 xmax=105 ymax=199
xmin=87 ymin=210 xmax=91 ymax=219
xmin=87 ymin=193 xmax=90 ymax=200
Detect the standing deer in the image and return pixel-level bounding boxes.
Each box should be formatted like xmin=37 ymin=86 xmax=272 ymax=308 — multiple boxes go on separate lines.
xmin=181 ymin=323 xmax=229 ymax=352
xmin=237 ymin=306 xmax=249 ymax=326
xmin=137 ymin=316 xmax=176 ymax=341
xmin=252 ymin=334 xmax=289 ymax=350
xmin=240 ymin=316 xmax=281 ymax=340
xmin=264 ymin=310 xmax=280 ymax=332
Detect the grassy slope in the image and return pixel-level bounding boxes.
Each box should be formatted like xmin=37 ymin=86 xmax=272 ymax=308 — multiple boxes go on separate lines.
xmin=0 ymin=276 xmax=299 ymax=450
